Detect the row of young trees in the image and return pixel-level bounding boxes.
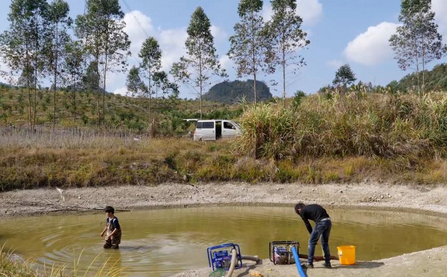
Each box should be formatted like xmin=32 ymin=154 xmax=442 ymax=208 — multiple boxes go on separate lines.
xmin=129 ymin=0 xmax=310 ymax=118
xmin=0 ymin=0 xmax=311 ymax=126
xmin=0 ymin=0 xmax=131 ymax=129
xmin=228 ymin=0 xmax=309 ymax=107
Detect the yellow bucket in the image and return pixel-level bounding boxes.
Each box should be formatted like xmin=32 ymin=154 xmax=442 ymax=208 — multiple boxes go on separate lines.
xmin=337 ymin=245 xmax=356 ymax=265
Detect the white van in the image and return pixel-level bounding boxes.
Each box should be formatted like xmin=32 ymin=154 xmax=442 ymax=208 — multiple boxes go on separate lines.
xmin=193 ymin=120 xmax=241 ymax=141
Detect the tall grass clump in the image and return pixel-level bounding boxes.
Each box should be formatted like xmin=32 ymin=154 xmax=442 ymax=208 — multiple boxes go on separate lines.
xmin=236 ymin=92 xmax=447 ymax=160
xmin=0 ymin=246 xmax=124 ymax=277
xmin=236 ymin=103 xmax=296 ymax=159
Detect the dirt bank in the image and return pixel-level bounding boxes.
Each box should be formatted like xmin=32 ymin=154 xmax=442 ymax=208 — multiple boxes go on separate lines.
xmin=1 ymin=182 xmax=447 ymax=276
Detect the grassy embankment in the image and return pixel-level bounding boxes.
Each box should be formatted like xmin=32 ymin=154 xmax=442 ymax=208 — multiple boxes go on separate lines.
xmin=2 ymin=91 xmax=447 ymax=192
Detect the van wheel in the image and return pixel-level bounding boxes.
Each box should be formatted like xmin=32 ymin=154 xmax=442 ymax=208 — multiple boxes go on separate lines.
xmin=199 ymin=138 xmax=203 ymax=142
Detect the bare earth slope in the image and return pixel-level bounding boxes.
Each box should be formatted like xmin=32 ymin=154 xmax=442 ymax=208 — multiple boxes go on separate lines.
xmin=1 ymin=182 xmax=447 ymax=277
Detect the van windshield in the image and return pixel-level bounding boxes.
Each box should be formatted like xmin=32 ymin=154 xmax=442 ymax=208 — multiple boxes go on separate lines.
xmin=232 ymin=122 xmax=241 ymax=129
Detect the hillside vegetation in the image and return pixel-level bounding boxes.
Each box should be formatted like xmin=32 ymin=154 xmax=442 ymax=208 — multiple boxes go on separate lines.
xmin=0 ymin=86 xmax=242 ymax=135
xmin=3 ymin=91 xmax=447 ymax=192
xmin=389 ymin=63 xmax=447 ymax=92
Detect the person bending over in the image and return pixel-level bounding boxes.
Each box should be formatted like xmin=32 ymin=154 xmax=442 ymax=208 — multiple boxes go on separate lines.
xmin=295 ymin=202 xmax=332 ymax=268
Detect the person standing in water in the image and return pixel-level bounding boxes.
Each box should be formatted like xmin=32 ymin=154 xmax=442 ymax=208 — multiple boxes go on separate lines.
xmin=100 ymin=206 xmax=122 ymax=249
xmin=294 ymin=202 xmax=332 ymax=268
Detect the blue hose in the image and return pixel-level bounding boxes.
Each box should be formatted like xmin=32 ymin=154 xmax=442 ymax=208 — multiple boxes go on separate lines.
xmin=291 ymin=246 xmax=307 ymax=277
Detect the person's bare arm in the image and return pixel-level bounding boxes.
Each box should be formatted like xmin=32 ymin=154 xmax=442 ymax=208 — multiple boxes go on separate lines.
xmin=100 ymin=226 xmax=107 ymax=237
xmin=106 ymin=228 xmax=118 ymax=239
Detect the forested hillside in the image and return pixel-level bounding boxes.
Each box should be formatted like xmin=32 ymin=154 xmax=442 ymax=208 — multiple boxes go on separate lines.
xmin=203 ymin=80 xmax=272 ymax=104
xmin=388 ymin=63 xmax=447 ymax=92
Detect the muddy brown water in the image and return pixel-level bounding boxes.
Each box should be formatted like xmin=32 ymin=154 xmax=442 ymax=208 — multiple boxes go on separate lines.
xmin=2 ymin=207 xmax=447 ymax=277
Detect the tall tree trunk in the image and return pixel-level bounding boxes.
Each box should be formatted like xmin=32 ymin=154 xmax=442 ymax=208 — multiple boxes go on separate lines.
xmin=97 ymin=95 xmax=100 ymax=128
xmin=26 ymin=57 xmax=32 ymax=128
xmin=72 ymin=73 xmax=77 ymax=121
xmin=199 ymin=51 xmax=203 ymax=119
xmin=102 ymin=16 xmax=111 ymax=128
xmin=53 ymin=25 xmax=58 ymax=131
xmin=33 ymin=73 xmax=37 ymax=130
xmin=251 ymin=11 xmax=257 ymax=105
xmin=103 ymin=57 xmax=107 ymax=127
xmin=148 ymin=69 xmax=151 ymax=115
xmin=422 ymin=38 xmax=426 ymax=94
xmin=53 ymin=71 xmax=57 ymax=131
xmin=414 ymin=34 xmax=420 ymax=95
xmin=282 ymin=46 xmax=286 ymax=107
xmin=27 ymin=80 xmax=32 ymax=128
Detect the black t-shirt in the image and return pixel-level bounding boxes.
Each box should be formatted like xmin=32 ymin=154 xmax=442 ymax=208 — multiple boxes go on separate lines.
xmin=106 ymin=217 xmax=121 ymax=230
xmin=300 ymin=204 xmax=330 ymax=234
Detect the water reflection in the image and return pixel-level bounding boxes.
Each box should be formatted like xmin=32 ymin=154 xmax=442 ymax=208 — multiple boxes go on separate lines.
xmin=1 ymin=207 xmax=447 ymax=277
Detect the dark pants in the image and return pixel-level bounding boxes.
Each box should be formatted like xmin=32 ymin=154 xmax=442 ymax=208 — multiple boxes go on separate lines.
xmin=308 ymin=219 xmax=332 ymax=264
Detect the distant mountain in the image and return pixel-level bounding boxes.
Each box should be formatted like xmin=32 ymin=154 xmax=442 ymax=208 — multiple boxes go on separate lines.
xmin=203 ymin=80 xmax=272 ymax=104
xmin=0 ymin=82 xmax=12 ymax=88
xmin=388 ymin=63 xmax=447 ymax=92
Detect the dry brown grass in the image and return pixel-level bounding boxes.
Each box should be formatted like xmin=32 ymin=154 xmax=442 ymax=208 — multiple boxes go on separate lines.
xmin=5 ymin=90 xmax=447 ymax=192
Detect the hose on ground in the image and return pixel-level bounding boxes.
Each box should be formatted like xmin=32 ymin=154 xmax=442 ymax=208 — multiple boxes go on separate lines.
xmin=292 ymin=246 xmax=307 ymax=277
xmin=241 ymin=255 xmax=262 ymax=264
xmin=224 ymin=249 xmax=237 ymax=277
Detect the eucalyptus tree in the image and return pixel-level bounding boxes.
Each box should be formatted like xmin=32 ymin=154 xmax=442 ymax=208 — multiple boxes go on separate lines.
xmin=390 ymin=0 xmax=446 ymax=93
xmin=75 ymin=0 xmax=130 ymax=126
xmin=228 ymin=0 xmax=270 ymax=105
xmin=138 ymin=36 xmax=162 ymax=114
xmin=64 ymin=40 xmax=86 ymax=121
xmin=265 ymin=0 xmax=309 ymax=105
xmin=45 ymin=0 xmax=72 ymax=129
xmin=171 ymin=6 xmax=227 ymax=119
xmin=83 ymin=60 xmax=100 ymax=123
xmin=153 ymin=70 xmax=179 ymax=109
xmin=17 ymin=65 xmax=35 ymax=88
xmin=126 ymin=66 xmax=145 ymax=97
xmin=0 ymin=0 xmax=49 ymax=128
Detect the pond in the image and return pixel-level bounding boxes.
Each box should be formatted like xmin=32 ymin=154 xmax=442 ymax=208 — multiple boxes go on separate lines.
xmin=1 ymin=206 xmax=447 ymax=276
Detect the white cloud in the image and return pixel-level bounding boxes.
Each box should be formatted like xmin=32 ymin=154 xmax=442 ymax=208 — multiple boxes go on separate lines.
xmin=211 ymin=25 xmax=227 ymax=41
xmin=262 ymin=5 xmax=273 ymax=22
xmin=263 ymin=0 xmax=323 ymax=26
xmin=344 ymin=22 xmax=400 ymax=66
xmin=123 ymin=10 xmax=155 ymax=57
xmin=296 ymin=0 xmax=323 ymax=26
xmin=108 ymin=11 xmax=186 ymax=92
xmin=219 ymin=55 xmax=233 ymax=72
xmin=109 ymin=10 xmax=225 ymax=96
xmin=326 ymin=60 xmax=344 ymax=70
xmin=159 ymin=28 xmax=188 ymax=71
xmin=113 ymin=87 xmax=128 ymax=96
xmin=433 ymin=0 xmax=447 ymax=38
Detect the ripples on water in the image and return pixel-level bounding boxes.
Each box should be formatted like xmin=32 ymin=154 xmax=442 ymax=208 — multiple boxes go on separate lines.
xmin=2 ymin=207 xmax=447 ymax=277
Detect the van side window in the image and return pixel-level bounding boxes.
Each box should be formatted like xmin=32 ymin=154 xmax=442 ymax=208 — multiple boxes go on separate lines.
xmin=224 ymin=122 xmax=235 ymax=129
xmin=203 ymin=122 xmax=214 ymax=129
xmin=196 ymin=122 xmax=203 ymax=129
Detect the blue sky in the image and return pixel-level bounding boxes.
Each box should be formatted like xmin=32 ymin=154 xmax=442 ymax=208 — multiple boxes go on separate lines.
xmin=0 ymin=0 xmax=446 ymax=99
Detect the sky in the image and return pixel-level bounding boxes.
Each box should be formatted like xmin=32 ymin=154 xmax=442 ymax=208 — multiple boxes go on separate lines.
xmin=0 ymin=0 xmax=447 ymax=99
